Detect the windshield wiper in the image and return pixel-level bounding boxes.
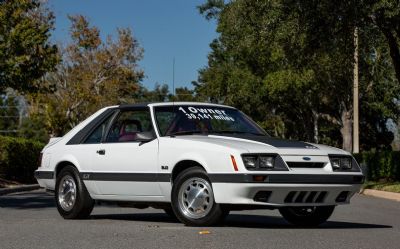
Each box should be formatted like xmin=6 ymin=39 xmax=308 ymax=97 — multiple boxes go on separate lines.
xmin=212 ymin=130 xmax=266 ymax=136
xmin=168 ymin=130 xmax=207 ymax=136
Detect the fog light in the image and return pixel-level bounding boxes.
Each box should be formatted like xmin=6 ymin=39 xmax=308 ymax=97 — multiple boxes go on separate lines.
xmin=253 ymin=191 xmax=272 ymax=202
xmin=336 ymin=191 xmax=349 ymax=202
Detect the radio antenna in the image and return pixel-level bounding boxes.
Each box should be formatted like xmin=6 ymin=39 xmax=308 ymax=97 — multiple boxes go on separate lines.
xmin=172 ymin=57 xmax=175 ymax=97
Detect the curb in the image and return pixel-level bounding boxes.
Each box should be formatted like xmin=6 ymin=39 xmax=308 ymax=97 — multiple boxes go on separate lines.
xmin=361 ymin=188 xmax=400 ymax=202
xmin=0 ymin=184 xmax=40 ymax=196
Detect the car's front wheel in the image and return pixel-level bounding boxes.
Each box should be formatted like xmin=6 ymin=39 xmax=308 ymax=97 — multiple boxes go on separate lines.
xmin=279 ymin=206 xmax=335 ymax=227
xmin=55 ymin=165 xmax=94 ymax=219
xmin=171 ymin=167 xmax=223 ymax=226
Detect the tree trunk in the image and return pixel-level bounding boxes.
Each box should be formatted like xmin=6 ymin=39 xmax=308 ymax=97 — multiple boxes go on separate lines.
xmin=379 ymin=26 xmax=400 ymax=84
xmin=340 ymin=110 xmax=353 ymax=152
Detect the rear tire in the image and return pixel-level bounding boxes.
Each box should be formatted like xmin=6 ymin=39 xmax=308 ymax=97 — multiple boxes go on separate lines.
xmin=279 ymin=206 xmax=335 ymax=227
xmin=171 ymin=167 xmax=223 ymax=226
xmin=55 ymin=165 xmax=94 ymax=219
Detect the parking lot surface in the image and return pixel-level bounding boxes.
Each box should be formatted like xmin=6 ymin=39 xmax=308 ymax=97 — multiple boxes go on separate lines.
xmin=0 ymin=189 xmax=399 ymax=249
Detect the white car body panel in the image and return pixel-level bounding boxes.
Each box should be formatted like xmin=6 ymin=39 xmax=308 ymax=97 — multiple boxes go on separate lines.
xmin=35 ymin=102 xmax=364 ymax=208
xmin=89 ymin=141 xmax=161 ymax=196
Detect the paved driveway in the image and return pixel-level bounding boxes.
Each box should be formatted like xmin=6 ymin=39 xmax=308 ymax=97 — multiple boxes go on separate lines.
xmin=0 ymin=189 xmax=399 ymax=249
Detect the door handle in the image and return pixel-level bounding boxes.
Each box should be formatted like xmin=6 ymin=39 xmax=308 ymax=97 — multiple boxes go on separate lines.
xmin=96 ymin=149 xmax=105 ymax=155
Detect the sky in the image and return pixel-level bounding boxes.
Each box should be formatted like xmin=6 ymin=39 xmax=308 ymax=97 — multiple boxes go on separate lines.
xmin=48 ymin=0 xmax=218 ymax=90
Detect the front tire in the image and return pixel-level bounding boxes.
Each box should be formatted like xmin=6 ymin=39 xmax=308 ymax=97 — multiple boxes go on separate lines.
xmin=171 ymin=167 xmax=223 ymax=226
xmin=279 ymin=206 xmax=335 ymax=227
xmin=55 ymin=166 xmax=94 ymax=219
xmin=163 ymin=206 xmax=178 ymax=220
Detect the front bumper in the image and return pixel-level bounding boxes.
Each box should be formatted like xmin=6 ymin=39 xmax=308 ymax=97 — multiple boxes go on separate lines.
xmin=210 ymin=173 xmax=364 ymax=207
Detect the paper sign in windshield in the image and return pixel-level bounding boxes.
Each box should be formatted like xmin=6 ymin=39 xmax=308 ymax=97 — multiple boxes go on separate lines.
xmin=178 ymin=106 xmax=235 ymax=121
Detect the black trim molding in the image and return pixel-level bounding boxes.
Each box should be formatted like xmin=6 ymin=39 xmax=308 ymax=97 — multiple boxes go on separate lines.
xmin=79 ymin=172 xmax=171 ymax=182
xmin=34 ymin=171 xmax=54 ymax=179
xmin=34 ymin=170 xmax=364 ymax=185
xmin=66 ymin=108 xmax=117 ymax=145
xmin=208 ymin=173 xmax=364 ymax=184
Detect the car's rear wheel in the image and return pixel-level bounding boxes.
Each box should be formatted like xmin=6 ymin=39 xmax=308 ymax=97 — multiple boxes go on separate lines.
xmin=279 ymin=206 xmax=335 ymax=227
xmin=171 ymin=167 xmax=223 ymax=226
xmin=55 ymin=165 xmax=94 ymax=219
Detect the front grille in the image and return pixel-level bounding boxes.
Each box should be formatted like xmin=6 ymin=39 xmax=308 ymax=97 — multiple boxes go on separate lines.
xmin=286 ymin=162 xmax=325 ymax=168
xmin=284 ymin=191 xmax=327 ymax=203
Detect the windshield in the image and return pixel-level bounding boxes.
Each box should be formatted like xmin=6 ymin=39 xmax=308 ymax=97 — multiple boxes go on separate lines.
xmin=154 ymin=105 xmax=267 ymax=136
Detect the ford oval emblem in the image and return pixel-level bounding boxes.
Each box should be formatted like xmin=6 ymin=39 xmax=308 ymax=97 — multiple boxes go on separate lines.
xmin=303 ymin=157 xmax=311 ymax=161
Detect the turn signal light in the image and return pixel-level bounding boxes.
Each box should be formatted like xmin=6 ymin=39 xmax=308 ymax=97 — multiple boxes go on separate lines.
xmin=253 ymin=175 xmax=266 ymax=182
xmin=230 ymin=155 xmax=239 ymax=171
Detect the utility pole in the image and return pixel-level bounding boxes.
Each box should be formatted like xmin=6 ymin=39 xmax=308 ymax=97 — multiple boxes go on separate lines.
xmin=353 ymin=27 xmax=359 ymax=153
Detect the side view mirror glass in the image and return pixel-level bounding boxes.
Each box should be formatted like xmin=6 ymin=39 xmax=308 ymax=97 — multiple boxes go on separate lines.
xmin=136 ymin=131 xmax=155 ymax=142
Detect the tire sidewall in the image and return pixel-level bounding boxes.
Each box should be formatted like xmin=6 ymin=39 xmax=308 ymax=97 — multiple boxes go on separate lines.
xmin=171 ymin=167 xmax=222 ymax=226
xmin=55 ymin=166 xmax=92 ymax=219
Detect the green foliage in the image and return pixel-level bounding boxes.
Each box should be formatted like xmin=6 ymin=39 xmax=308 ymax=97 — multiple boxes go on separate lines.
xmin=198 ymin=0 xmax=225 ymax=20
xmin=0 ymin=91 xmax=19 ymax=134
xmin=367 ymin=0 xmax=400 ymax=84
xmin=197 ymin=0 xmax=400 ymax=151
xmin=18 ymin=115 xmax=49 ymax=143
xmin=354 ymin=151 xmax=400 ymax=181
xmin=136 ymin=83 xmax=201 ymax=103
xmin=0 ymin=0 xmax=58 ymax=93
xmin=30 ymin=15 xmax=144 ymax=136
xmin=0 ymin=135 xmax=44 ymax=183
xmin=363 ymin=181 xmax=400 ymax=193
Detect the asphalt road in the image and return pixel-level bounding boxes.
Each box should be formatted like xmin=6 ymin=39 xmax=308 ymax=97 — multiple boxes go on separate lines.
xmin=0 ymin=189 xmax=399 ymax=249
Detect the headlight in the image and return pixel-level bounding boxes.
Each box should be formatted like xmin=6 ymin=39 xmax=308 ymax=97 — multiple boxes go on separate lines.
xmin=241 ymin=154 xmax=288 ymax=171
xmin=329 ymin=156 xmax=353 ymax=171
xmin=259 ymin=156 xmax=274 ymax=168
xmin=242 ymin=156 xmax=257 ymax=168
xmin=341 ymin=158 xmax=352 ymax=169
xmin=331 ymin=158 xmax=341 ymax=169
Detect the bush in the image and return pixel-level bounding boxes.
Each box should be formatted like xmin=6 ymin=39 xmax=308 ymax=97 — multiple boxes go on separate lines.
xmin=354 ymin=151 xmax=400 ymax=181
xmin=0 ymin=136 xmax=45 ymax=183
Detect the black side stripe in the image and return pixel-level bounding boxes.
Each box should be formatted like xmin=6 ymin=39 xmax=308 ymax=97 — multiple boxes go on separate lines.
xmin=35 ymin=171 xmax=364 ymax=184
xmin=80 ymin=173 xmax=171 ymax=182
xmin=34 ymin=171 xmax=54 ymax=179
xmin=209 ymin=174 xmax=364 ymax=184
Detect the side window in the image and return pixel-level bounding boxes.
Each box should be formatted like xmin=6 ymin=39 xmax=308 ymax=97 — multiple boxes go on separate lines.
xmin=106 ymin=109 xmax=154 ymax=143
xmin=84 ymin=113 xmax=115 ymax=144
xmin=155 ymin=111 xmax=176 ymax=136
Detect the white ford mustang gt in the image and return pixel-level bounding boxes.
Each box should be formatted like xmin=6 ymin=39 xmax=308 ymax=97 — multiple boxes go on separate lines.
xmin=35 ymin=102 xmax=364 ymax=226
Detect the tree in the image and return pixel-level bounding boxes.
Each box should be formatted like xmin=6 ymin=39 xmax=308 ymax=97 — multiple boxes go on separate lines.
xmin=367 ymin=0 xmax=400 ymax=84
xmin=0 ymin=90 xmax=19 ymax=134
xmin=136 ymin=83 xmax=199 ymax=102
xmin=0 ymin=0 xmax=58 ymax=93
xmin=197 ymin=0 xmax=399 ymax=151
xmin=30 ymin=15 xmax=144 ymax=136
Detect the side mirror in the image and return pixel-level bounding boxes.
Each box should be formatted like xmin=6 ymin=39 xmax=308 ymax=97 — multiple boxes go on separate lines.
xmin=136 ymin=131 xmax=155 ymax=142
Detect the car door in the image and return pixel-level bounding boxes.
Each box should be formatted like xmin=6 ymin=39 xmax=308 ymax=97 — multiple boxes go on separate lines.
xmin=90 ymin=107 xmax=161 ymax=196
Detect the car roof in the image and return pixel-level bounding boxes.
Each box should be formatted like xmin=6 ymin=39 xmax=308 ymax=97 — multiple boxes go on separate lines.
xmin=119 ymin=102 xmax=235 ymax=109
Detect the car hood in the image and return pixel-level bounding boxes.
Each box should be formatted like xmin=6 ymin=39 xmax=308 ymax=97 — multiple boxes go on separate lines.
xmin=173 ymin=134 xmax=348 ymax=156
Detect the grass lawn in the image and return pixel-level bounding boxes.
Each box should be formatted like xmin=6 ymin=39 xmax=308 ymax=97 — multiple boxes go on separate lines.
xmin=363 ymin=181 xmax=400 ymax=193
